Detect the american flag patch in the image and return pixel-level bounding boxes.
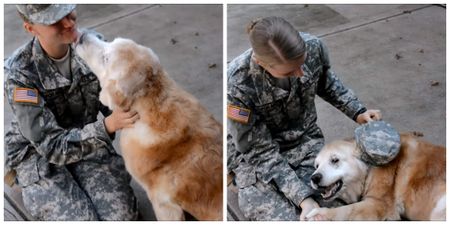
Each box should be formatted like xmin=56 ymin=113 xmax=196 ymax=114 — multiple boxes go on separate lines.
xmin=227 ymin=105 xmax=251 ymax=124
xmin=13 ymin=87 xmax=39 ymax=104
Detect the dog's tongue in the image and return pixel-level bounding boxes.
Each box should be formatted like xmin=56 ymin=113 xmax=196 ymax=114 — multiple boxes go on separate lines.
xmin=325 ymin=183 xmax=335 ymax=192
xmin=322 ymin=186 xmax=334 ymax=199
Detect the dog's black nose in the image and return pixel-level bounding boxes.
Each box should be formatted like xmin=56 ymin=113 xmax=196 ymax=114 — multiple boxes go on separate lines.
xmin=311 ymin=173 xmax=322 ymax=184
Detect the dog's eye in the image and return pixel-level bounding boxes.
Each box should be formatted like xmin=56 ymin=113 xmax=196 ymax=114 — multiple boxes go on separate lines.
xmin=331 ymin=158 xmax=339 ymax=164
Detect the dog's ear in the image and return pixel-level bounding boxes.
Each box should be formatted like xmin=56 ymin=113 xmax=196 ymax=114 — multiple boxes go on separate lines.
xmin=115 ymin=63 xmax=148 ymax=98
xmin=146 ymin=48 xmax=161 ymax=77
xmin=116 ymin=48 xmax=161 ymax=98
xmin=108 ymin=80 xmax=132 ymax=109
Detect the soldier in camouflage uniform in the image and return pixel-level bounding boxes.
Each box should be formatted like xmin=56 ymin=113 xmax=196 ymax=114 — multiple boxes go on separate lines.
xmin=4 ymin=4 xmax=139 ymax=220
xmin=227 ymin=17 xmax=382 ymax=221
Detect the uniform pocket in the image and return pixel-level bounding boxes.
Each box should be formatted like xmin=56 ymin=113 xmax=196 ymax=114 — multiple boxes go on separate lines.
xmin=234 ymin=163 xmax=257 ymax=188
xmin=43 ymin=88 xmax=68 ymax=119
xmin=15 ymin=154 xmax=40 ymax=187
xmin=254 ymin=99 xmax=286 ymax=130
xmin=80 ymin=73 xmax=101 ymax=124
xmin=79 ymin=73 xmax=100 ymax=96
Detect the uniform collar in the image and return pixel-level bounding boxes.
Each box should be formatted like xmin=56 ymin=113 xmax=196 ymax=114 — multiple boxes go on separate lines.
xmin=33 ymin=38 xmax=91 ymax=90
xmin=70 ymin=42 xmax=91 ymax=75
xmin=249 ymin=55 xmax=290 ymax=104
xmin=298 ymin=52 xmax=316 ymax=86
xmin=33 ymin=38 xmax=72 ymax=90
xmin=250 ymin=53 xmax=319 ymax=105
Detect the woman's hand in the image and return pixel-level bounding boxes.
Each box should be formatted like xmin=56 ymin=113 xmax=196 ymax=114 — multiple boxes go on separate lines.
xmin=299 ymin=197 xmax=321 ymax=221
xmin=104 ymin=108 xmax=140 ymax=134
xmin=356 ymin=109 xmax=382 ymax=124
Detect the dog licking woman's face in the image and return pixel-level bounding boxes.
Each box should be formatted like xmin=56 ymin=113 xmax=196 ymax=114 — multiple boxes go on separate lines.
xmin=75 ymin=31 xmax=110 ymax=85
xmin=75 ymin=32 xmax=161 ymax=109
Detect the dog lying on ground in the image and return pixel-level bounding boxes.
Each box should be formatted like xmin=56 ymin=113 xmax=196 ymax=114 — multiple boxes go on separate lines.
xmin=306 ymin=133 xmax=445 ymax=221
xmin=75 ymin=32 xmax=223 ymax=220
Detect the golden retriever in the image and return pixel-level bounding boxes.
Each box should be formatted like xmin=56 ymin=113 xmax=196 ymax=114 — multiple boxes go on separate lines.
xmin=306 ymin=133 xmax=445 ymax=221
xmin=75 ymin=32 xmax=223 ymax=221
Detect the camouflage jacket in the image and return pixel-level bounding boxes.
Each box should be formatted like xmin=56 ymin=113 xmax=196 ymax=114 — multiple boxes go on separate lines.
xmin=227 ymin=32 xmax=366 ymax=206
xmin=4 ymin=37 xmax=113 ymax=186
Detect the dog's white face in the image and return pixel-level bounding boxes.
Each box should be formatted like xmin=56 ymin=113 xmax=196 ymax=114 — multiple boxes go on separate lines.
xmin=75 ymin=31 xmax=161 ymax=109
xmin=311 ymin=140 xmax=369 ymax=204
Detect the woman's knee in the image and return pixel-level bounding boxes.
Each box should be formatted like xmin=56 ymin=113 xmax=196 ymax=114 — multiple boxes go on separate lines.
xmin=95 ymin=195 xmax=138 ymax=220
xmin=237 ymin=183 xmax=299 ymax=220
xmin=22 ymin=182 xmax=98 ymax=220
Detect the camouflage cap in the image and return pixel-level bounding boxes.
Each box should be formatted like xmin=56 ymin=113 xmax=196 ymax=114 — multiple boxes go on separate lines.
xmin=16 ymin=4 xmax=76 ymax=25
xmin=354 ymin=120 xmax=401 ymax=166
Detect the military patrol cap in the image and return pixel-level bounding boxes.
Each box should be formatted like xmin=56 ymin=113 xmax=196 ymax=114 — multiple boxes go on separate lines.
xmin=355 ymin=120 xmax=401 ymax=166
xmin=16 ymin=4 xmax=76 ymax=25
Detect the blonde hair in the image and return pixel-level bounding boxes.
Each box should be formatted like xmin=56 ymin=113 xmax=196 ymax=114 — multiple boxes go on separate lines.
xmin=247 ymin=17 xmax=305 ymax=65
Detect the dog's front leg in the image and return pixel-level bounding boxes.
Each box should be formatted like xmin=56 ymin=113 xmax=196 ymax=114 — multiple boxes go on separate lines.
xmin=304 ymin=207 xmax=336 ymax=221
xmin=305 ymin=198 xmax=398 ymax=221
xmin=148 ymin=191 xmax=185 ymax=221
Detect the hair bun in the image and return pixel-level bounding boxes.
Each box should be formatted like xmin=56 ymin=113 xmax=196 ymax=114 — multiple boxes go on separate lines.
xmin=246 ymin=18 xmax=262 ymax=34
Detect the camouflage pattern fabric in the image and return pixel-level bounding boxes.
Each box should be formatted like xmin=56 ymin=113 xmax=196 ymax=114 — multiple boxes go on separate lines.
xmin=355 ymin=120 xmax=401 ymax=166
xmin=238 ymin=180 xmax=300 ymax=221
xmin=227 ymin=32 xmax=366 ymax=220
xmin=4 ymin=36 xmax=137 ymax=220
xmin=19 ymin=151 xmax=137 ymax=220
xmin=16 ymin=4 xmax=76 ymax=25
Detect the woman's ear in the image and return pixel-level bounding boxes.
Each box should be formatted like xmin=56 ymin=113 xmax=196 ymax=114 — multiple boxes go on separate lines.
xmin=252 ymin=54 xmax=268 ymax=67
xmin=252 ymin=54 xmax=271 ymax=70
xmin=252 ymin=53 xmax=261 ymax=65
xmin=23 ymin=22 xmax=37 ymax=36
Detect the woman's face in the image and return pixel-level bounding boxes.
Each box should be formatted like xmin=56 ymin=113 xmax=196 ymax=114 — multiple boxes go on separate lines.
xmin=26 ymin=11 xmax=79 ymax=44
xmin=257 ymin=53 xmax=307 ymax=79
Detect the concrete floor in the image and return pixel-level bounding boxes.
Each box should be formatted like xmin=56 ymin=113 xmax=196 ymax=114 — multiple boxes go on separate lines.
xmin=227 ymin=4 xmax=445 ymax=220
xmin=4 ymin=4 xmax=222 ymax=220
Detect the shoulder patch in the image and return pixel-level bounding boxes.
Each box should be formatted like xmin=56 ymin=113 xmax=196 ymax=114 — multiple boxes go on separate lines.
xmin=13 ymin=87 xmax=39 ymax=104
xmin=227 ymin=104 xmax=251 ymax=124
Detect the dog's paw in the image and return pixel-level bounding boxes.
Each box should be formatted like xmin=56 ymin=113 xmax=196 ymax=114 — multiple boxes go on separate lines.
xmin=305 ymin=208 xmax=332 ymax=221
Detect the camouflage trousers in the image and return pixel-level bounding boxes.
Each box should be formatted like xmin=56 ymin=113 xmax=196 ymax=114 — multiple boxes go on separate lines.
xmin=17 ymin=149 xmax=138 ymax=221
xmin=237 ymin=165 xmax=343 ymax=221
xmin=238 ymin=179 xmax=300 ymax=220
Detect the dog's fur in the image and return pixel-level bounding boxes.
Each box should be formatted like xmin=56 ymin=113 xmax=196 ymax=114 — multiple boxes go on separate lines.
xmin=307 ymin=133 xmax=445 ymax=221
xmin=75 ymin=33 xmax=223 ymax=220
